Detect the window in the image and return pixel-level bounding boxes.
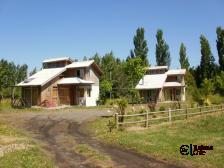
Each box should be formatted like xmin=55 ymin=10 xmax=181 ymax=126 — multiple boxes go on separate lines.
xmin=87 ymin=88 xmax=91 ymax=97
xmin=79 ymin=88 xmax=84 ymax=97
xmin=77 ymin=70 xmax=80 ymax=77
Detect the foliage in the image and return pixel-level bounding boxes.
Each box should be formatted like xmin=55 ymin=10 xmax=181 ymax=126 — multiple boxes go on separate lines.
xmin=200 ymin=78 xmax=214 ymax=105
xmin=200 ymin=35 xmax=216 ymax=81
xmin=208 ymin=94 xmax=224 ymax=105
xmin=156 ymin=29 xmax=171 ymax=67
xmin=133 ymin=27 xmax=149 ymax=66
xmin=213 ymin=71 xmax=224 ymax=95
xmin=107 ymin=120 xmax=116 ymax=132
xmin=100 ymin=80 xmax=112 ymax=104
xmin=216 ymin=27 xmax=224 ymax=71
xmin=159 ymin=106 xmax=165 ymax=111
xmin=124 ymin=57 xmax=145 ymax=88
xmin=0 ymin=59 xmax=27 ymax=98
xmin=29 ymin=67 xmax=37 ymax=76
xmin=116 ymin=98 xmax=128 ymax=122
xmin=179 ymin=43 xmax=190 ymax=69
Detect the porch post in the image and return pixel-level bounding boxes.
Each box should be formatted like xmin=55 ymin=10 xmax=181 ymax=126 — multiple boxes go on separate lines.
xmin=30 ymin=86 xmax=32 ymax=106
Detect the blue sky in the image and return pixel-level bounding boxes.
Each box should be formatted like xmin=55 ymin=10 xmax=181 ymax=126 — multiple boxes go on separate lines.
xmin=0 ymin=0 xmax=224 ymax=71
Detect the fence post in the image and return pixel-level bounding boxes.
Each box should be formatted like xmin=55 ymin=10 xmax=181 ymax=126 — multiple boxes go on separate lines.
xmin=168 ymin=108 xmax=172 ymax=123
xmin=222 ymin=104 xmax=224 ymax=112
xmin=200 ymin=107 xmax=202 ymax=115
xmin=115 ymin=113 xmax=119 ymax=129
xmin=145 ymin=111 xmax=149 ymax=128
xmin=185 ymin=108 xmax=188 ymax=120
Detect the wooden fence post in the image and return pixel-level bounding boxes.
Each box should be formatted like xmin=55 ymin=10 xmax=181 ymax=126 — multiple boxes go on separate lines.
xmin=145 ymin=111 xmax=149 ymax=128
xmin=185 ymin=108 xmax=188 ymax=120
xmin=200 ymin=107 xmax=202 ymax=115
xmin=115 ymin=113 xmax=119 ymax=129
xmin=168 ymin=108 xmax=172 ymax=123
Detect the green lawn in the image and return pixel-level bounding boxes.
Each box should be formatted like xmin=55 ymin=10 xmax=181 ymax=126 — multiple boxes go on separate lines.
xmin=0 ymin=120 xmax=56 ymax=168
xmin=89 ymin=112 xmax=224 ymax=168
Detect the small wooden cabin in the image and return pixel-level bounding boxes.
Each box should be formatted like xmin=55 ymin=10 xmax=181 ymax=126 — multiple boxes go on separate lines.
xmin=17 ymin=57 xmax=102 ymax=107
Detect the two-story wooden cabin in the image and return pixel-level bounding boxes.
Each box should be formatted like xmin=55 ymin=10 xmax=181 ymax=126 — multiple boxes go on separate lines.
xmin=136 ymin=66 xmax=186 ymax=103
xmin=17 ymin=57 xmax=102 ymax=107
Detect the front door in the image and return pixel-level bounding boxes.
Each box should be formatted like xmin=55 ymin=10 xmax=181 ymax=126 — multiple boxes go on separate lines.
xmin=58 ymin=86 xmax=70 ymax=105
xmin=70 ymin=86 xmax=77 ymax=105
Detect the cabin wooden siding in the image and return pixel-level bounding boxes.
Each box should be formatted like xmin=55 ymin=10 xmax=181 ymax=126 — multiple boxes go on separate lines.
xmin=40 ymin=76 xmax=61 ymax=106
xmin=21 ymin=86 xmax=41 ymax=106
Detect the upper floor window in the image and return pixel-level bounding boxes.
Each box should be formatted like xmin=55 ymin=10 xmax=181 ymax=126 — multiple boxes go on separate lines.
xmin=76 ymin=70 xmax=81 ymax=77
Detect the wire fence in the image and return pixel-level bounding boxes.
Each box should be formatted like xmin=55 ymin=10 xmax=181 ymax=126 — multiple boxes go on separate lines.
xmin=115 ymin=104 xmax=224 ymax=128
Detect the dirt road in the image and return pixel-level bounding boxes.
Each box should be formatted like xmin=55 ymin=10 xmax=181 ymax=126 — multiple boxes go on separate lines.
xmin=2 ymin=109 xmax=186 ymax=168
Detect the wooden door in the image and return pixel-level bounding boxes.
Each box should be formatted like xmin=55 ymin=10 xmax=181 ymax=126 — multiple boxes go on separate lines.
xmin=52 ymin=87 xmax=58 ymax=105
xmin=58 ymin=87 xmax=70 ymax=105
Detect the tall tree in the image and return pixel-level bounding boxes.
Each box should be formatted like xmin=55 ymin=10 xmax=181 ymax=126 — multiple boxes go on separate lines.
xmin=179 ymin=43 xmax=190 ymax=69
xmin=91 ymin=53 xmax=101 ymax=67
xmin=200 ymin=35 xmax=215 ymax=80
xmin=156 ymin=29 xmax=171 ymax=67
xmin=29 ymin=67 xmax=37 ymax=76
xmin=83 ymin=56 xmax=88 ymax=61
xmin=216 ymin=27 xmax=224 ymax=71
xmin=133 ymin=27 xmax=149 ymax=66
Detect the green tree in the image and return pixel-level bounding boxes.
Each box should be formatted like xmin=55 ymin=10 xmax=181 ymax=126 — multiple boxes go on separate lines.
xmin=124 ymin=57 xmax=145 ymax=88
xmin=179 ymin=43 xmax=190 ymax=69
xmin=91 ymin=53 xmax=101 ymax=67
xmin=200 ymin=35 xmax=216 ymax=80
xmin=29 ymin=67 xmax=37 ymax=76
xmin=100 ymin=79 xmax=112 ymax=104
xmin=216 ymin=27 xmax=224 ymax=71
xmin=156 ymin=29 xmax=171 ymax=67
xmin=133 ymin=27 xmax=149 ymax=66
xmin=213 ymin=71 xmax=224 ymax=95
xmin=201 ymin=78 xmax=214 ymax=105
xmin=83 ymin=56 xmax=88 ymax=61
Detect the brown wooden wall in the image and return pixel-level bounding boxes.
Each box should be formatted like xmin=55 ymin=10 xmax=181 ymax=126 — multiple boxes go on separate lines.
xmin=22 ymin=86 xmax=41 ymax=106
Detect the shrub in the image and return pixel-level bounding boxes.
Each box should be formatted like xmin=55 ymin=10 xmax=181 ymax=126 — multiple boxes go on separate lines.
xmin=116 ymin=98 xmax=128 ymax=122
xmin=159 ymin=106 xmax=165 ymax=111
xmin=107 ymin=120 xmax=116 ymax=132
xmin=208 ymin=94 xmax=224 ymax=105
xmin=139 ymin=109 xmax=146 ymax=114
xmin=147 ymin=103 xmax=156 ymax=112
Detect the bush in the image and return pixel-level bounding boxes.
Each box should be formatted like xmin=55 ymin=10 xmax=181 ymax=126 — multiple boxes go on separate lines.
xmin=139 ymin=109 xmax=146 ymax=114
xmin=116 ymin=98 xmax=128 ymax=122
xmin=107 ymin=120 xmax=116 ymax=132
xmin=208 ymin=94 xmax=224 ymax=105
xmin=147 ymin=103 xmax=156 ymax=112
xmin=159 ymin=106 xmax=165 ymax=111
xmin=105 ymin=99 xmax=118 ymax=106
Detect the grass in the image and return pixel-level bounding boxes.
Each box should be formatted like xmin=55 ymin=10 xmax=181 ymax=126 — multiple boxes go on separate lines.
xmin=0 ymin=147 xmax=56 ymax=168
xmin=0 ymin=119 xmax=56 ymax=168
xmin=88 ymin=112 xmax=224 ymax=168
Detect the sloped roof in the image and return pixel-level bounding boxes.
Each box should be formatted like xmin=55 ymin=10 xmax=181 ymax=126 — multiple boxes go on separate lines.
xmin=57 ymin=77 xmax=94 ymax=85
xmin=147 ymin=66 xmax=168 ymax=70
xmin=17 ymin=68 xmax=66 ymax=86
xmin=66 ymin=60 xmax=94 ymax=68
xmin=43 ymin=57 xmax=72 ymax=63
xmin=166 ymin=69 xmax=186 ymax=75
xmin=136 ymin=74 xmax=167 ymax=89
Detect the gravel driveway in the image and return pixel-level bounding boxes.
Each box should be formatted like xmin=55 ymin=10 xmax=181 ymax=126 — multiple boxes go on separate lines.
xmin=1 ymin=108 xmax=186 ymax=168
